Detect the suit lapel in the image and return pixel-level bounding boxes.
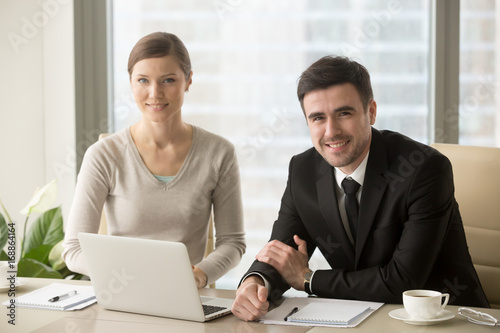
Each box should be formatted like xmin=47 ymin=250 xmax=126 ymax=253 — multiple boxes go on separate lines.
xmin=316 ymin=155 xmax=355 ymax=265
xmin=355 ymin=128 xmax=389 ymax=267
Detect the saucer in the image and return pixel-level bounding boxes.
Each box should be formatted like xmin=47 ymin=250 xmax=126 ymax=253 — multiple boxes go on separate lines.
xmin=0 ymin=278 xmax=29 ymax=292
xmin=389 ymin=308 xmax=454 ymax=325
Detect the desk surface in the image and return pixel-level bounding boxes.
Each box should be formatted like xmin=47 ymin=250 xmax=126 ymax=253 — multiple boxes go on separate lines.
xmin=1 ymin=278 xmax=499 ymax=332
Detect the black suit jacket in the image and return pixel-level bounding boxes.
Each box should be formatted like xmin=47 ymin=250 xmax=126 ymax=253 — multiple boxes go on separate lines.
xmin=245 ymin=128 xmax=489 ymax=307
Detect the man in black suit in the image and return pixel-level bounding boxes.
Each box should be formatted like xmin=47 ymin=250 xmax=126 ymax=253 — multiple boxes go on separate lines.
xmin=231 ymin=56 xmax=489 ymax=321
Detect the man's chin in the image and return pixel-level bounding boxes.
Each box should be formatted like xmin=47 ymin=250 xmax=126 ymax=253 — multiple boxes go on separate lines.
xmin=320 ymin=153 xmax=351 ymax=169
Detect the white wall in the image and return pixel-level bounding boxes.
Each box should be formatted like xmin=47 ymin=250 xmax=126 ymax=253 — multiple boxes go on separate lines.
xmin=0 ymin=0 xmax=75 ymax=244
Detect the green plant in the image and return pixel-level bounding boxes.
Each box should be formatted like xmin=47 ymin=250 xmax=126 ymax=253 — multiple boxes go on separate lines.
xmin=0 ymin=180 xmax=82 ymax=279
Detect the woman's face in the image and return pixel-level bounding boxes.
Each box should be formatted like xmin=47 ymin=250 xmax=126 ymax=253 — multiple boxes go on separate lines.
xmin=130 ymin=55 xmax=192 ymax=124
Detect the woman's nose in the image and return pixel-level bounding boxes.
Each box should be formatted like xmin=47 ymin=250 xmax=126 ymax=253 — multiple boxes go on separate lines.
xmin=149 ymin=82 xmax=163 ymax=98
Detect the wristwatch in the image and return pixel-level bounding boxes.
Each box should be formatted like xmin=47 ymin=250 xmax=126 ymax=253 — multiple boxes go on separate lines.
xmin=304 ymin=270 xmax=314 ymax=295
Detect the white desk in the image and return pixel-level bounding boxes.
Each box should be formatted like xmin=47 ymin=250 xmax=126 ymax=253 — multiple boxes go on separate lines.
xmin=309 ymin=304 xmax=500 ymax=332
xmin=1 ymin=278 xmax=308 ymax=333
xmin=2 ymin=278 xmax=499 ymax=332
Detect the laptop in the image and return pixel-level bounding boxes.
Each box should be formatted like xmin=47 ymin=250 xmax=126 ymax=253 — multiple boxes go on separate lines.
xmin=78 ymin=232 xmax=233 ymax=322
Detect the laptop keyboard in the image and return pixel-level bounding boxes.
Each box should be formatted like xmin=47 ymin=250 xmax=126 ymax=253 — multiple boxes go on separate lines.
xmin=203 ymin=304 xmax=227 ymax=316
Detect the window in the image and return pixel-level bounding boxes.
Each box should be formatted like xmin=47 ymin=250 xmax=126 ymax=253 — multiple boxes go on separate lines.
xmin=459 ymin=0 xmax=499 ymax=147
xmin=111 ymin=0 xmax=431 ymax=289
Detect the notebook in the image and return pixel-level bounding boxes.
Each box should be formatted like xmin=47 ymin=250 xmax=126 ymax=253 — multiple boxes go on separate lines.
xmin=2 ymin=283 xmax=96 ymax=311
xmin=78 ymin=232 xmax=233 ymax=322
xmin=287 ymin=302 xmax=371 ymax=325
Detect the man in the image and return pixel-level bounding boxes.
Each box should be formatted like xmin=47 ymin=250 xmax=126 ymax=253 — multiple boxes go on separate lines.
xmin=231 ymin=56 xmax=489 ymax=321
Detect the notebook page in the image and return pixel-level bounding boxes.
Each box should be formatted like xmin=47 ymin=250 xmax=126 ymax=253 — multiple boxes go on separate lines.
xmin=259 ymin=297 xmax=384 ymax=328
xmin=288 ymin=302 xmax=371 ymax=325
xmin=3 ymin=283 xmax=96 ymax=311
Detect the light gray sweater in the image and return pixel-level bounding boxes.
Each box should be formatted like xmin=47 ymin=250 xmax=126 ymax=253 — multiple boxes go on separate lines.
xmin=62 ymin=126 xmax=245 ymax=285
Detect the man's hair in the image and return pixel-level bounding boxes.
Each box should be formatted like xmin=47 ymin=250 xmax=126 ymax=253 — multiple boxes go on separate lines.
xmin=297 ymin=56 xmax=373 ymax=112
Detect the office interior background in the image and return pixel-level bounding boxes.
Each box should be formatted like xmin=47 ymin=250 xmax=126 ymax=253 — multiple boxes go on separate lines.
xmin=0 ymin=0 xmax=498 ymax=289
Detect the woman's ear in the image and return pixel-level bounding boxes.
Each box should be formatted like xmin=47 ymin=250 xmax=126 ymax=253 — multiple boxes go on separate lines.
xmin=186 ymin=71 xmax=193 ymax=91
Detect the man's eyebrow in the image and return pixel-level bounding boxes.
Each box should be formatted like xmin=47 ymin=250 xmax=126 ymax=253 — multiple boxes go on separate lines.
xmin=307 ymin=105 xmax=356 ymax=119
xmin=307 ymin=111 xmax=324 ymax=120
xmin=334 ymin=105 xmax=356 ymax=112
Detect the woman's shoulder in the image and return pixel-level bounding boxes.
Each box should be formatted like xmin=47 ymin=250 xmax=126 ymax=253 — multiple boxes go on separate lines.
xmin=192 ymin=125 xmax=235 ymax=153
xmin=84 ymin=127 xmax=132 ymax=163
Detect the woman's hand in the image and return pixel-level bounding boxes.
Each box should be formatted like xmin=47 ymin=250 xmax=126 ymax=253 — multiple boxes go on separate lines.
xmin=192 ymin=265 xmax=208 ymax=288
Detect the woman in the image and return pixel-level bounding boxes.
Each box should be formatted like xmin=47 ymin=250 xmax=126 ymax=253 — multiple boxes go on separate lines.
xmin=62 ymin=32 xmax=245 ymax=288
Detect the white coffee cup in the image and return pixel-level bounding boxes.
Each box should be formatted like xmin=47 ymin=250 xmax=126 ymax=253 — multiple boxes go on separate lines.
xmin=403 ymin=289 xmax=449 ymax=320
xmin=0 ymin=261 xmax=14 ymax=287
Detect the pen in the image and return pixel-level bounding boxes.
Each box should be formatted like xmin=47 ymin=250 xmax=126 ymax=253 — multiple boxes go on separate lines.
xmin=284 ymin=306 xmax=299 ymax=321
xmin=48 ymin=290 xmax=78 ymax=302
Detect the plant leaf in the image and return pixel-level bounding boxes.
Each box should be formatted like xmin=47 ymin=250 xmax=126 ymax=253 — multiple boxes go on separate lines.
xmin=17 ymin=258 xmax=62 ymax=278
xmin=20 ymin=179 xmax=58 ymax=215
xmin=0 ymin=250 xmax=9 ymax=260
xmin=23 ymin=244 xmax=54 ymax=264
xmin=22 ymin=206 xmax=64 ymax=256
xmin=0 ymin=213 xmax=7 ymax=250
xmin=48 ymin=240 xmax=67 ymax=271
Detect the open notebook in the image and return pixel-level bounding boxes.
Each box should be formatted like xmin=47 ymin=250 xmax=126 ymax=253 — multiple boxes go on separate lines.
xmin=287 ymin=302 xmax=371 ymax=325
xmin=3 ymin=283 xmax=96 ymax=311
xmin=260 ymin=297 xmax=384 ymax=328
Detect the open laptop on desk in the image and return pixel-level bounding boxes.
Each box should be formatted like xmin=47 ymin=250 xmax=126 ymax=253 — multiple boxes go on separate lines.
xmin=78 ymin=232 xmax=233 ymax=322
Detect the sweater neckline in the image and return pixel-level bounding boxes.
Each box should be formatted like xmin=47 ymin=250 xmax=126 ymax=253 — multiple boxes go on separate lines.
xmin=125 ymin=125 xmax=198 ymax=188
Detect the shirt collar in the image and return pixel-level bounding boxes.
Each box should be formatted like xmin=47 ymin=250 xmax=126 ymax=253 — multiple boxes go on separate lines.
xmin=334 ymin=151 xmax=370 ymax=188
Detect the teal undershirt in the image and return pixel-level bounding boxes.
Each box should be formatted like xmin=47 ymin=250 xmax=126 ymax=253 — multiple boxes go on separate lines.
xmin=154 ymin=175 xmax=175 ymax=183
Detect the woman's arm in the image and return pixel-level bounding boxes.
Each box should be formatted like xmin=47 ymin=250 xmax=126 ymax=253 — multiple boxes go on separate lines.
xmin=196 ymin=146 xmax=246 ymax=286
xmin=62 ymin=143 xmax=112 ymax=276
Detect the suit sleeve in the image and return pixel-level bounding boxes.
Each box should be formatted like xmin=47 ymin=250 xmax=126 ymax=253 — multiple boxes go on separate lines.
xmin=312 ymin=154 xmax=455 ymax=303
xmin=241 ymin=156 xmax=317 ymax=300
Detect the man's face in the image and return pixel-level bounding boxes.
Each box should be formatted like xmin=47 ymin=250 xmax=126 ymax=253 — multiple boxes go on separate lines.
xmin=303 ymin=83 xmax=376 ymax=175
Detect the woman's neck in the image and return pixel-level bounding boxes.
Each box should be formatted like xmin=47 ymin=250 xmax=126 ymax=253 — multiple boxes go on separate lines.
xmin=131 ymin=116 xmax=191 ymax=149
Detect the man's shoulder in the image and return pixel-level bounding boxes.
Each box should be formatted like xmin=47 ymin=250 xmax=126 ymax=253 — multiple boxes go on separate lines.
xmin=291 ymin=147 xmax=322 ymax=165
xmin=287 ymin=147 xmax=328 ymax=179
xmin=376 ymin=129 xmax=442 ymax=159
xmin=374 ymin=129 xmax=451 ymax=177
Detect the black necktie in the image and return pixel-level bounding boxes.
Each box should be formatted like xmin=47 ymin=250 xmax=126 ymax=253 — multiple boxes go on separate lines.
xmin=342 ymin=177 xmax=361 ymax=243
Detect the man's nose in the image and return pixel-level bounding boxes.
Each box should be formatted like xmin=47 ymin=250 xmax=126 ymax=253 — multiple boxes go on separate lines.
xmin=325 ymin=117 xmax=341 ymax=138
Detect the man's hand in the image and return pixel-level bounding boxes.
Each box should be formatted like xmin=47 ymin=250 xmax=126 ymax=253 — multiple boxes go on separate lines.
xmin=192 ymin=266 xmax=207 ymax=288
xmin=255 ymin=235 xmax=310 ymax=290
xmin=232 ymin=275 xmax=269 ymax=321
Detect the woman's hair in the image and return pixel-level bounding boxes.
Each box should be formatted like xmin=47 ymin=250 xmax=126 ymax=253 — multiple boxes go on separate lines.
xmin=297 ymin=56 xmax=373 ymax=112
xmin=127 ymin=32 xmax=192 ymax=80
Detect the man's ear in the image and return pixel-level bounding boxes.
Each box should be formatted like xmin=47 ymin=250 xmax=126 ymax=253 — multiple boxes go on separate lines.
xmin=368 ymin=100 xmax=377 ymax=125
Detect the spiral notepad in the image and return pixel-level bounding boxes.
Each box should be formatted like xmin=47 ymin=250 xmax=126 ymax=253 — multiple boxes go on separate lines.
xmin=5 ymin=283 xmax=96 ymax=311
xmin=287 ymin=302 xmax=371 ymax=325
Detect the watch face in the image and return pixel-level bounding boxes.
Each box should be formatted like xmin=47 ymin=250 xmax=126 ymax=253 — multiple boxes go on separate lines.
xmin=304 ymin=271 xmax=313 ymax=282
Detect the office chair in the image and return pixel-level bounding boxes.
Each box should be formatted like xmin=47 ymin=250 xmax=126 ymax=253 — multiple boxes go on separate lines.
xmin=431 ymin=143 xmax=500 ymax=308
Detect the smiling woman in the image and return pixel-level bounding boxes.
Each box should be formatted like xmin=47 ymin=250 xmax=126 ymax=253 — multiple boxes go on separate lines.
xmin=62 ymin=32 xmax=246 ymax=289
xmin=130 ymin=56 xmax=191 ymax=127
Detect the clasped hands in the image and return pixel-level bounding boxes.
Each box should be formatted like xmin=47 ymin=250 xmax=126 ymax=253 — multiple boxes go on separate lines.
xmin=231 ymin=235 xmax=311 ymax=321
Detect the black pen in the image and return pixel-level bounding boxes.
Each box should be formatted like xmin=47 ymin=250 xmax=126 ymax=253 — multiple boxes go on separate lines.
xmin=284 ymin=306 xmax=299 ymax=321
xmin=48 ymin=290 xmax=77 ymax=302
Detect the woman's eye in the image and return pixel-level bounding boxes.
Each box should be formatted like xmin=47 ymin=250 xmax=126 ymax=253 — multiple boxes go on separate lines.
xmin=164 ymin=78 xmax=175 ymax=83
xmin=138 ymin=78 xmax=148 ymax=83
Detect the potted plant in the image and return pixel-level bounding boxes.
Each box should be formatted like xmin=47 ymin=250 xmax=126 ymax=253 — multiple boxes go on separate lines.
xmin=0 ymin=179 xmax=82 ymax=279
